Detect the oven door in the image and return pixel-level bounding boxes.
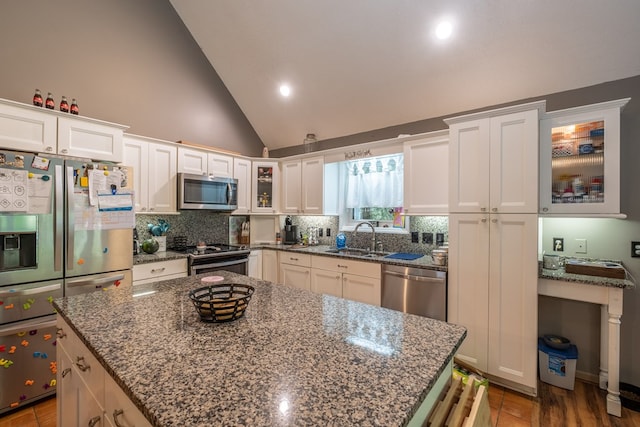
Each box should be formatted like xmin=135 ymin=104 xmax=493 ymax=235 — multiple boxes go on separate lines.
xmin=189 ymin=255 xmax=248 ymax=276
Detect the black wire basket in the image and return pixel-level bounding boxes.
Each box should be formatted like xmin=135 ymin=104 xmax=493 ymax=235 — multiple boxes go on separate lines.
xmin=188 ymin=283 xmax=255 ymax=323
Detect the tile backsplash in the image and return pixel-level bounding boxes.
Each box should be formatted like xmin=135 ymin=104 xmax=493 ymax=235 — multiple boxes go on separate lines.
xmin=135 ymin=212 xmax=448 ymax=255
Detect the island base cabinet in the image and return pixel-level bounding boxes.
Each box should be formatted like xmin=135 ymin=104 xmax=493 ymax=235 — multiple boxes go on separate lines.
xmin=310 ymin=268 xmax=342 ymax=298
xmin=57 ymin=318 xmax=105 ymax=427
xmin=104 ymin=374 xmax=152 ymax=427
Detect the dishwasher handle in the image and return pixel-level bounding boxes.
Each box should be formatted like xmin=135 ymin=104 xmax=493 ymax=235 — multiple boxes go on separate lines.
xmin=383 ymin=269 xmax=445 ymax=283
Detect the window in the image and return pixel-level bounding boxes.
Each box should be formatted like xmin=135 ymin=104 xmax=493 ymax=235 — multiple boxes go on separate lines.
xmin=338 ymin=153 xmax=408 ymax=233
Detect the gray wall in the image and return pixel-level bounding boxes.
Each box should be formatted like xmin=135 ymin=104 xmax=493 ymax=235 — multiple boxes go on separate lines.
xmin=0 ymin=0 xmax=265 ymax=157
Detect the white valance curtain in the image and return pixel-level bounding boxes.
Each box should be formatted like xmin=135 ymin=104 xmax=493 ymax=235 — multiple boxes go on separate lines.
xmin=344 ymin=154 xmax=403 ymax=208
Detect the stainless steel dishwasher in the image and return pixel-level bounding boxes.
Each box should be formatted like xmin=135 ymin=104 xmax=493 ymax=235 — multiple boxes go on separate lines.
xmin=381 ymin=264 xmax=447 ymax=321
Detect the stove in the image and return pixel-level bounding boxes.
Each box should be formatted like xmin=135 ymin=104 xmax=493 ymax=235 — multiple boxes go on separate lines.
xmin=172 ymin=243 xmax=251 ymax=276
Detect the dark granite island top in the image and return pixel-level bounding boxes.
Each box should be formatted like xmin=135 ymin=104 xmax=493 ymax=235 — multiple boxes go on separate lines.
xmin=54 ymin=272 xmax=466 ymax=427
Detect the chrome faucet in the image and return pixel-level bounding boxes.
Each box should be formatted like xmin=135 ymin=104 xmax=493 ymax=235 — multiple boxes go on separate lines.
xmin=354 ymin=221 xmax=376 ymax=252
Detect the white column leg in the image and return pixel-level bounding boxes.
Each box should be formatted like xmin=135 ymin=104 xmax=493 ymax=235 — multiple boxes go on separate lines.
xmin=599 ymin=305 xmax=608 ymax=390
xmin=606 ymin=289 xmax=623 ymax=418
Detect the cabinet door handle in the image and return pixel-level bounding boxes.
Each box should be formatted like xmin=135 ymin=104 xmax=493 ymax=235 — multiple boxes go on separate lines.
xmin=491 ymin=207 xmax=498 ymax=212
xmin=75 ymin=356 xmax=90 ymax=372
xmin=45 ymin=146 xmax=53 ymax=152
xmin=151 ymin=267 xmax=166 ymax=274
xmin=542 ymin=207 xmax=549 ymax=212
xmin=290 ymin=257 xmax=298 ymax=261
xmin=480 ymin=207 xmax=487 ymax=212
xmin=61 ymin=148 xmax=68 ymax=154
xmin=56 ymin=328 xmax=67 ymax=339
xmin=88 ymin=415 xmax=101 ymax=427
xmin=113 ymin=409 xmax=125 ymax=427
xmin=481 ymin=218 xmax=487 ymax=223
xmin=337 ymin=264 xmax=348 ymax=269
xmin=61 ymin=368 xmax=71 ymax=378
xmin=491 ymin=218 xmax=498 ymax=223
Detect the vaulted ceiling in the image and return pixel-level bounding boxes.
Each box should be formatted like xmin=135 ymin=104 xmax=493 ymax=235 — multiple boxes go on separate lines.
xmin=170 ymin=0 xmax=640 ymax=150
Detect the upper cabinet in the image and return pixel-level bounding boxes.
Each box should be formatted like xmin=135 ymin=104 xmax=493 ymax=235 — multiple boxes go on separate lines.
xmin=281 ymin=156 xmax=324 ymax=214
xmin=123 ymin=134 xmax=177 ymax=213
xmin=403 ymin=131 xmax=449 ymax=214
xmin=446 ymin=101 xmax=544 ymax=214
xmin=539 ymin=98 xmax=630 ymax=216
xmin=177 ymin=146 xmax=234 ymax=177
xmin=0 ymin=98 xmax=127 ymax=162
xmin=233 ymin=157 xmax=252 ymax=214
xmin=252 ymin=160 xmax=280 ymax=213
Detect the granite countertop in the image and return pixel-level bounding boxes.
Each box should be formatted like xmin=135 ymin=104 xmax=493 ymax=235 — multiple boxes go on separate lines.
xmin=539 ymin=260 xmax=636 ymax=290
xmin=252 ymin=244 xmax=448 ymax=271
xmin=53 ymin=271 xmax=466 ymax=427
xmin=133 ymin=250 xmax=189 ymax=265
xmin=134 ymin=245 xmax=447 ymax=271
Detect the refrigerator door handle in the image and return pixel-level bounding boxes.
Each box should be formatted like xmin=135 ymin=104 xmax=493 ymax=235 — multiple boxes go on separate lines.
xmin=0 ymin=317 xmax=57 ymax=336
xmin=54 ymin=164 xmax=64 ymax=272
xmin=66 ymin=273 xmax=126 ymax=288
xmin=66 ymin=165 xmax=75 ymax=272
xmin=0 ymin=283 xmax=62 ymax=298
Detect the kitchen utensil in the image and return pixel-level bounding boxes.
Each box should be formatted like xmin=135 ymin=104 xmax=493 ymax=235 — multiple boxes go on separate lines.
xmin=189 ymin=283 xmax=254 ymax=322
xmin=431 ymin=249 xmax=448 ymax=266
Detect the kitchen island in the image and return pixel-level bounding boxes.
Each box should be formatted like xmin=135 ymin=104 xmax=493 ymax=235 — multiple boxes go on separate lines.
xmin=54 ymin=271 xmax=466 ymax=426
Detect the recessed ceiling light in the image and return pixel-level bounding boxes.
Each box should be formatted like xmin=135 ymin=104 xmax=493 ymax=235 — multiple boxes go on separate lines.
xmin=279 ymin=84 xmax=291 ymax=97
xmin=435 ymin=21 xmax=453 ymax=40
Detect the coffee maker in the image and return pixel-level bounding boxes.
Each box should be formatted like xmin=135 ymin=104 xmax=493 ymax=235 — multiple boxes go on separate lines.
xmin=283 ymin=216 xmax=298 ymax=244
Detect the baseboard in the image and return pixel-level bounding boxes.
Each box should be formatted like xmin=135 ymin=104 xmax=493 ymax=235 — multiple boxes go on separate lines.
xmin=576 ymin=369 xmax=599 ymax=385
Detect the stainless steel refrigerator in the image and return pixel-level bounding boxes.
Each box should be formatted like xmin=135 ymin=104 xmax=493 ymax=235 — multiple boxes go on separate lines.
xmin=0 ymin=149 xmax=134 ymax=414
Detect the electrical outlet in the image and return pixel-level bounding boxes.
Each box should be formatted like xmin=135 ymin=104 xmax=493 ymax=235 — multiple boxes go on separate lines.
xmin=424 ymin=232 xmax=434 ymax=244
xmin=411 ymin=231 xmax=419 ymax=243
xmin=326 ymin=228 xmax=331 ymax=237
xmin=632 ymin=241 xmax=640 ymax=258
xmin=576 ymin=238 xmax=587 ymax=253
xmin=318 ymin=228 xmax=323 ymax=237
xmin=553 ymin=237 xmax=564 ymax=252
xmin=436 ymin=233 xmax=445 ymax=245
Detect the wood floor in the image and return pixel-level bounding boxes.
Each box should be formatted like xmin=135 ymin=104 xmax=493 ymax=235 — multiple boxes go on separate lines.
xmin=1 ymin=379 xmax=639 ymax=426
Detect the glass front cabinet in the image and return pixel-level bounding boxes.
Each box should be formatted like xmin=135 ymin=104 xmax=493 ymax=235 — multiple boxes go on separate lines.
xmin=251 ymin=160 xmax=280 ymax=213
xmin=539 ymin=98 xmax=629 ymax=215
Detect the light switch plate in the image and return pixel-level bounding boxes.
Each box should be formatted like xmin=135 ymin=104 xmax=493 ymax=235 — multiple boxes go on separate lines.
xmin=576 ymin=238 xmax=587 ymax=253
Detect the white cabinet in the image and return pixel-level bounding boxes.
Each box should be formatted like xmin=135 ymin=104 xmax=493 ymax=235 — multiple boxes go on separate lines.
xmin=281 ymin=156 xmax=324 ymax=214
xmin=403 ymin=131 xmax=449 ymax=214
xmin=57 ymin=316 xmax=106 ymax=427
xmin=57 ymin=116 xmax=126 ymax=162
xmin=262 ymin=249 xmax=279 ymax=283
xmin=57 ymin=316 xmax=151 ymax=427
xmin=104 ymin=374 xmax=152 ymax=427
xmin=252 ymin=161 xmax=280 ymax=213
xmin=446 ymin=102 xmax=543 ymax=214
xmin=281 ymin=160 xmax=302 ymax=212
xmin=539 ymin=98 xmax=629 ymax=216
xmin=233 ymin=157 xmax=252 ymax=214
xmin=279 ymin=252 xmax=311 ymax=291
xmin=311 ymin=256 xmax=381 ymax=306
xmin=132 ymin=259 xmax=188 ymax=285
xmin=248 ymin=250 xmax=262 ymax=279
xmin=448 ymin=213 xmax=538 ymax=393
xmin=0 ymin=98 xmax=127 ymax=162
xmin=177 ymin=146 xmax=234 ymax=177
xmin=123 ymin=134 xmax=178 ymax=213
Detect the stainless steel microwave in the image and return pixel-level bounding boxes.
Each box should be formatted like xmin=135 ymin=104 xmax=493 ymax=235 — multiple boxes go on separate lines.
xmin=178 ymin=173 xmax=238 ymax=211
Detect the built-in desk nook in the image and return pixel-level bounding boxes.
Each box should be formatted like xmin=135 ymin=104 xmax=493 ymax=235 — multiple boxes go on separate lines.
xmin=538 ymin=265 xmax=635 ymax=417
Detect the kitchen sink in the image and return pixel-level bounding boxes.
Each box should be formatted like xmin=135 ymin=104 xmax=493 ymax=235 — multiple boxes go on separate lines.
xmin=324 ymin=248 xmax=390 ymax=258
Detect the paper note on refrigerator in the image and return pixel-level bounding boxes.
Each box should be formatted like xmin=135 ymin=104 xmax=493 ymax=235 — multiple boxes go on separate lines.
xmin=0 ymin=168 xmax=28 ymax=212
xmin=27 ymin=173 xmax=53 ymax=214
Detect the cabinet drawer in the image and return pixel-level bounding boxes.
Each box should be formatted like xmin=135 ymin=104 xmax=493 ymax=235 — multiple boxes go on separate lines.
xmin=133 ymin=259 xmax=188 ymax=282
xmin=312 ymin=256 xmax=381 ymax=279
xmin=279 ymin=252 xmax=311 ymax=267
xmin=56 ymin=316 xmax=105 ymax=404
